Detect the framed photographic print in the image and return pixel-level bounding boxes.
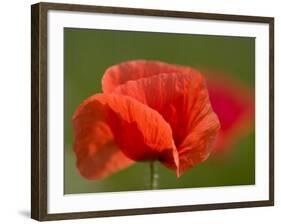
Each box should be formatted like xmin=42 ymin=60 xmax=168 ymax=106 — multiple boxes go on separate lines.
xmin=31 ymin=2 xmax=274 ymax=221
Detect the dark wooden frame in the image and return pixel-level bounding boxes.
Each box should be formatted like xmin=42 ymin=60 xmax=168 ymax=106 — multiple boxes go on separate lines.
xmin=31 ymin=2 xmax=274 ymax=221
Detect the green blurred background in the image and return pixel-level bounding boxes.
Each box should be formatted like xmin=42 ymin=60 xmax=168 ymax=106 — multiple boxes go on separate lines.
xmin=64 ymin=28 xmax=255 ymax=194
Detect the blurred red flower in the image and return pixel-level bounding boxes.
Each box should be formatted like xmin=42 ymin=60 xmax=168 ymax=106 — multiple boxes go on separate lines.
xmin=207 ymin=77 xmax=254 ymax=153
xmin=73 ymin=60 xmax=220 ymax=179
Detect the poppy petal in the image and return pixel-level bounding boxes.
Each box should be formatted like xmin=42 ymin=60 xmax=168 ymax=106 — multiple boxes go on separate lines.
xmin=72 ymin=104 xmax=134 ymax=180
xmin=102 ymin=60 xmax=191 ymax=93
xmin=207 ymin=79 xmax=254 ymax=152
xmin=177 ymin=109 xmax=219 ymax=175
xmin=113 ymin=72 xmax=220 ymax=175
xmin=73 ymin=93 xmax=179 ymax=179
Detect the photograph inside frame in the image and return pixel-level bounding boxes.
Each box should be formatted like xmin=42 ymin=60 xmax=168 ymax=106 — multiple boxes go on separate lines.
xmin=64 ymin=28 xmax=255 ymax=194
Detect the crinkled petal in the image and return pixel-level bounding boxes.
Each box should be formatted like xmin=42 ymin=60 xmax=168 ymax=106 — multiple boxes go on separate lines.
xmin=72 ymin=104 xmax=133 ymax=180
xmin=72 ymin=93 xmax=178 ymax=179
xmin=177 ymin=109 xmax=219 ymax=175
xmin=102 ymin=60 xmax=192 ymax=93
xmin=113 ymin=72 xmax=220 ymax=175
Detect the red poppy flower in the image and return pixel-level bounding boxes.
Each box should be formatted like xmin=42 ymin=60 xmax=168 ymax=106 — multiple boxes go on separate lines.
xmin=207 ymin=77 xmax=254 ymax=152
xmin=73 ymin=60 xmax=220 ymax=180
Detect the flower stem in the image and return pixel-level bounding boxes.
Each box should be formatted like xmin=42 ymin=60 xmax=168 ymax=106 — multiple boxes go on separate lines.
xmin=150 ymin=161 xmax=158 ymax=190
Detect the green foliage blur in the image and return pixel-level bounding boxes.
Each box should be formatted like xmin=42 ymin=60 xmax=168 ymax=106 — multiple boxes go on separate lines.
xmin=64 ymin=28 xmax=255 ymax=194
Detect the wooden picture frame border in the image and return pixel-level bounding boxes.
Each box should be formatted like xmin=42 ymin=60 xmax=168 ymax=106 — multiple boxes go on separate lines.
xmin=31 ymin=2 xmax=274 ymax=221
